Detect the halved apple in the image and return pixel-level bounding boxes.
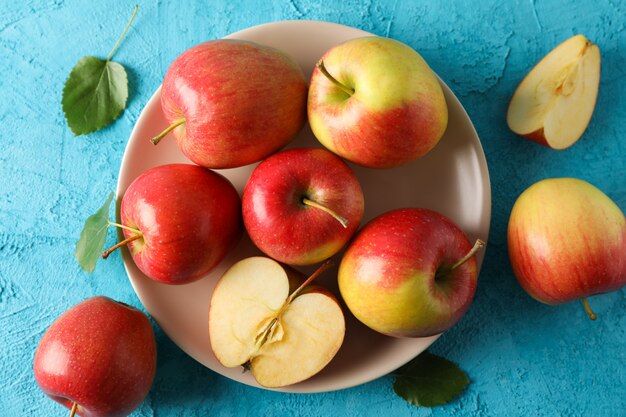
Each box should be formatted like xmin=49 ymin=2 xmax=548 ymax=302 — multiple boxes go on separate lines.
xmin=208 ymin=257 xmax=345 ymax=388
xmin=507 ymin=34 xmax=601 ymax=149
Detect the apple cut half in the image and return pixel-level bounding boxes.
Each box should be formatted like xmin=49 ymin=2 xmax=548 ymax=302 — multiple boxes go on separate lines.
xmin=208 ymin=257 xmax=345 ymax=388
xmin=507 ymin=34 xmax=601 ymax=149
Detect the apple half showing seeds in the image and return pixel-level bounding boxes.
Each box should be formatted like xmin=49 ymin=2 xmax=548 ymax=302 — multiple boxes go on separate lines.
xmin=507 ymin=34 xmax=601 ymax=149
xmin=209 ymin=257 xmax=345 ymax=388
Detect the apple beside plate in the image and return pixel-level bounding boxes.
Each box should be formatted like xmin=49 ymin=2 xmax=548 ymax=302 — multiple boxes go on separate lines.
xmin=116 ymin=20 xmax=491 ymax=393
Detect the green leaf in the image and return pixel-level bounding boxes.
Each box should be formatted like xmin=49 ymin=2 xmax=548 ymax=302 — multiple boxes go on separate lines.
xmin=75 ymin=192 xmax=114 ymax=272
xmin=393 ymin=351 xmax=469 ymax=407
xmin=61 ymin=5 xmax=138 ymax=136
xmin=62 ymin=57 xmax=128 ymax=135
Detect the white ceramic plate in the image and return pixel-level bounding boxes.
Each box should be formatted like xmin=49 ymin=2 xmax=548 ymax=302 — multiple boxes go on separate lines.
xmin=117 ymin=20 xmax=491 ymax=393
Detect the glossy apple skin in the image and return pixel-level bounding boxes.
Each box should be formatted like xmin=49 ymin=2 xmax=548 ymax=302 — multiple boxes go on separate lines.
xmin=121 ymin=164 xmax=242 ymax=284
xmin=243 ymin=148 xmax=364 ymax=265
xmin=161 ymin=39 xmax=307 ymax=169
xmin=338 ymin=208 xmax=477 ymax=337
xmin=308 ymin=37 xmax=448 ymax=168
xmin=508 ymin=178 xmax=626 ymax=304
xmin=34 ymin=297 xmax=156 ymax=417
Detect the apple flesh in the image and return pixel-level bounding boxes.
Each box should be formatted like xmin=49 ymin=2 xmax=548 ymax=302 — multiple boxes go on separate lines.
xmin=242 ymin=148 xmax=364 ymax=266
xmin=507 ymin=35 xmax=601 ymax=149
xmin=308 ymin=36 xmax=448 ymax=168
xmin=338 ymin=208 xmax=483 ymax=338
xmin=508 ymin=178 xmax=626 ymax=318
xmin=153 ymin=39 xmax=308 ymax=169
xmin=34 ymin=296 xmax=156 ymax=417
xmin=209 ymin=257 xmax=345 ymax=388
xmin=119 ymin=164 xmax=242 ymax=284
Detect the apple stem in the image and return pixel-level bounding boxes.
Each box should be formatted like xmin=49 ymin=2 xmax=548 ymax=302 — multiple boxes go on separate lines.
xmin=102 ymin=233 xmax=142 ymax=259
xmin=287 ymin=259 xmax=334 ymax=303
xmin=106 ymin=5 xmax=138 ymax=62
xmin=108 ymin=221 xmax=141 ymax=235
xmin=69 ymin=402 xmax=77 ymax=417
xmin=302 ymin=198 xmax=348 ymax=228
xmin=436 ymin=239 xmax=485 ymax=280
xmin=316 ymin=60 xmax=354 ymax=96
xmin=450 ymin=239 xmax=485 ymax=271
xmin=582 ymin=297 xmax=597 ymax=321
xmin=150 ymin=119 xmax=185 ymax=145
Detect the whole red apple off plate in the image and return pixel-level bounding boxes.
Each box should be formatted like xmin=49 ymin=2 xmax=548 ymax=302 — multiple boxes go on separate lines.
xmin=117 ymin=20 xmax=491 ymax=393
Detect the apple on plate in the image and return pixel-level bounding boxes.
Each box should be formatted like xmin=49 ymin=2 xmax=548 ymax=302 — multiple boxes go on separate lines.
xmin=107 ymin=164 xmax=242 ymax=284
xmin=209 ymin=257 xmax=345 ymax=388
xmin=34 ymin=296 xmax=156 ymax=417
xmin=242 ymin=148 xmax=364 ymax=266
xmin=308 ymin=36 xmax=448 ymax=168
xmin=507 ymin=34 xmax=601 ymax=149
xmin=151 ymin=39 xmax=308 ymax=169
xmin=338 ymin=208 xmax=484 ymax=338
xmin=508 ymin=178 xmax=626 ymax=319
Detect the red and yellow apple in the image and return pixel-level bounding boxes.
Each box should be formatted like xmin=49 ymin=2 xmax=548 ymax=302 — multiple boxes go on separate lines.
xmin=153 ymin=40 xmax=308 ymax=168
xmin=508 ymin=178 xmax=626 ymax=318
xmin=338 ymin=208 xmax=483 ymax=337
xmin=209 ymin=257 xmax=345 ymax=388
xmin=242 ymin=148 xmax=364 ymax=266
xmin=308 ymin=37 xmax=448 ymax=168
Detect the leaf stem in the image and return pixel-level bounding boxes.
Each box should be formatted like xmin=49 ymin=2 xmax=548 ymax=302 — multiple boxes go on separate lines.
xmin=102 ymin=233 xmax=142 ymax=259
xmin=582 ymin=297 xmax=597 ymax=321
xmin=316 ymin=60 xmax=354 ymax=96
xmin=108 ymin=221 xmax=141 ymax=234
xmin=69 ymin=403 xmax=77 ymax=417
xmin=302 ymin=198 xmax=348 ymax=228
xmin=107 ymin=4 xmax=138 ymax=61
xmin=151 ymin=119 xmax=185 ymax=145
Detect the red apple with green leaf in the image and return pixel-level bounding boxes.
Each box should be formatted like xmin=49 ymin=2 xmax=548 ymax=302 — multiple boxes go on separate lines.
xmin=308 ymin=37 xmax=448 ymax=168
xmin=339 ymin=208 xmax=484 ymax=337
xmin=118 ymin=164 xmax=243 ymax=284
xmin=508 ymin=178 xmax=626 ymax=319
xmin=242 ymin=148 xmax=364 ymax=266
xmin=34 ymin=296 xmax=156 ymax=417
xmin=151 ymin=39 xmax=308 ymax=169
xmin=75 ymin=164 xmax=242 ymax=284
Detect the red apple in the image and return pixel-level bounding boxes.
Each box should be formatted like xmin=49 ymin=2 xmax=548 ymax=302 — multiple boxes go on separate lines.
xmin=308 ymin=37 xmax=448 ymax=168
xmin=338 ymin=208 xmax=484 ymax=337
xmin=152 ymin=39 xmax=308 ymax=169
xmin=34 ymin=296 xmax=156 ymax=417
xmin=116 ymin=164 xmax=242 ymax=284
xmin=508 ymin=178 xmax=626 ymax=319
xmin=242 ymin=148 xmax=364 ymax=265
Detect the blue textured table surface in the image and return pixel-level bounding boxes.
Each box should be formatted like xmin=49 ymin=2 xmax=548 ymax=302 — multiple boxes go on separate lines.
xmin=1 ymin=0 xmax=624 ymax=416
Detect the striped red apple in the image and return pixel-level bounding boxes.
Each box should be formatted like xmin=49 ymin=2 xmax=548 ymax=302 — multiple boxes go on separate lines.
xmin=508 ymin=178 xmax=626 ymax=319
xmin=152 ymin=40 xmax=307 ymax=169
